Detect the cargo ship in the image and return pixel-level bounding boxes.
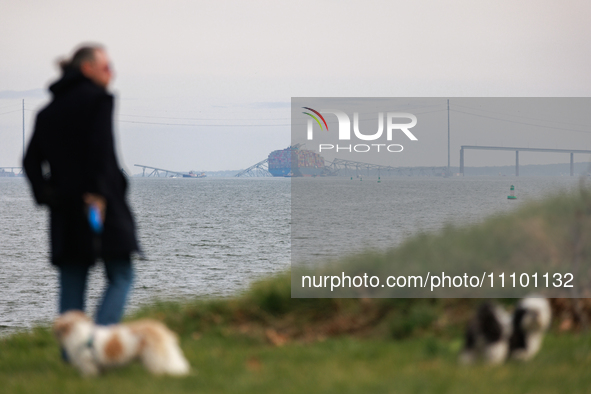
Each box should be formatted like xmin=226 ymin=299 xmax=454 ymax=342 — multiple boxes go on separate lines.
xmin=183 ymin=171 xmax=206 ymax=178
xmin=268 ymin=145 xmax=325 ymax=177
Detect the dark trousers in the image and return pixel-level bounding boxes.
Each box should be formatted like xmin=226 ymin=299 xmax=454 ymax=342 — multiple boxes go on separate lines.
xmin=59 ymin=258 xmax=133 ymax=325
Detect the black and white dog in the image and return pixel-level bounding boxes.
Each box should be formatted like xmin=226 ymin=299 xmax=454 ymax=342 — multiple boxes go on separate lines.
xmin=460 ymin=302 xmax=512 ymax=365
xmin=460 ymin=297 xmax=552 ymax=364
xmin=509 ymin=297 xmax=552 ymax=361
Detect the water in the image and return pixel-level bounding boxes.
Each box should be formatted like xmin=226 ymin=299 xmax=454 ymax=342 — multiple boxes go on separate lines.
xmin=0 ymin=176 xmax=583 ymax=332
xmin=291 ymin=176 xmax=585 ymax=265
xmin=0 ymin=177 xmax=290 ymax=333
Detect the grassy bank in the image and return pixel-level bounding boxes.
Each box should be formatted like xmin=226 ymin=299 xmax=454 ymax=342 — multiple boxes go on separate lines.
xmin=1 ymin=325 xmax=591 ymax=394
xmin=1 ymin=187 xmax=591 ymax=393
xmin=293 ymin=184 xmax=591 ymax=298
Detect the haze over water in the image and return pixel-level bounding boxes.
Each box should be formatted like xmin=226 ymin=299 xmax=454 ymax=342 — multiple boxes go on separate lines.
xmin=0 ymin=176 xmax=583 ymax=332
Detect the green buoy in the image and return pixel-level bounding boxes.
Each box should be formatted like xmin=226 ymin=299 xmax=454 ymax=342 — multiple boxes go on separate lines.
xmin=378 ymin=176 xmax=381 ymax=183
xmin=507 ymin=185 xmax=517 ymax=199
xmin=351 ymin=177 xmax=353 ymax=180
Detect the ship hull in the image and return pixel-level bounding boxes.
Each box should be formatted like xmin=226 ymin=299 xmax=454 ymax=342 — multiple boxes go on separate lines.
xmin=268 ymin=167 xmax=324 ymax=177
xmin=268 ymin=145 xmax=325 ymax=177
xmin=268 ymin=168 xmax=291 ymax=177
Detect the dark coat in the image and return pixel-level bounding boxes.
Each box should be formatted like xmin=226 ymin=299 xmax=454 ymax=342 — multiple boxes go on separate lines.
xmin=23 ymin=70 xmax=139 ymax=266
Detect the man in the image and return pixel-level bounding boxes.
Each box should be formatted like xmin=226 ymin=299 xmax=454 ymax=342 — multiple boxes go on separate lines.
xmin=23 ymin=45 xmax=139 ymax=326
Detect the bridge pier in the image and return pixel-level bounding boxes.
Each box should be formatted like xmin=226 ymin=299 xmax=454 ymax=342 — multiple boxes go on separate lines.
xmin=458 ymin=146 xmax=591 ymax=177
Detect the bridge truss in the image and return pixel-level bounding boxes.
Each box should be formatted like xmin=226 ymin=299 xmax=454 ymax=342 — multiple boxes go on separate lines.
xmin=235 ymin=157 xmax=448 ymax=178
xmin=325 ymin=159 xmax=449 ymax=177
xmin=134 ymin=164 xmax=186 ymax=177
xmin=234 ymin=158 xmax=272 ymax=177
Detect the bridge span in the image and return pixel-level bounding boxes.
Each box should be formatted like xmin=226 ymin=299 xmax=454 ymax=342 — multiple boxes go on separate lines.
xmin=460 ymin=146 xmax=591 ymax=176
xmin=0 ymin=167 xmax=23 ymax=177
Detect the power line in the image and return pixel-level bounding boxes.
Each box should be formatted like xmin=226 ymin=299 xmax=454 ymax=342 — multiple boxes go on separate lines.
xmin=117 ymin=105 xmax=445 ymax=123
xmin=0 ymin=109 xmax=22 ymax=116
xmin=16 ymin=105 xmax=584 ymax=136
xmin=451 ymin=109 xmax=591 ymax=134
xmin=452 ymin=103 xmax=591 ymax=129
xmin=118 ymin=114 xmax=291 ymax=121
xmin=413 ymin=108 xmax=447 ymax=115
xmin=119 ymin=120 xmax=291 ymax=127
xmin=0 ymin=104 xmax=22 ymax=110
xmin=119 ymin=108 xmax=447 ymax=128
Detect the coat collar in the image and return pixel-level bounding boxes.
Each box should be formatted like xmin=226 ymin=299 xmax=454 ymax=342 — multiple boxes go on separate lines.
xmin=49 ymin=69 xmax=105 ymax=97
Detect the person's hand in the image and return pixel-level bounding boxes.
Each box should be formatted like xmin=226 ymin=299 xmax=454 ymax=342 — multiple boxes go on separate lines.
xmin=83 ymin=193 xmax=106 ymax=222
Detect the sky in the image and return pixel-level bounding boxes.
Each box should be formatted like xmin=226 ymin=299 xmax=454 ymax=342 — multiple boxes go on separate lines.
xmin=1 ymin=0 xmax=590 ymax=172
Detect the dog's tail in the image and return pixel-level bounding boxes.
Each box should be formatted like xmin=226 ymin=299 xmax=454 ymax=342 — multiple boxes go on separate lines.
xmin=128 ymin=320 xmax=190 ymax=376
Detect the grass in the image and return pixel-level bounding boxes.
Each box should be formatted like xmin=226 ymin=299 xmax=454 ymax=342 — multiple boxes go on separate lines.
xmin=1 ymin=326 xmax=591 ymax=394
xmin=1 ymin=186 xmax=591 ymax=393
xmin=294 ymin=185 xmax=591 ymax=298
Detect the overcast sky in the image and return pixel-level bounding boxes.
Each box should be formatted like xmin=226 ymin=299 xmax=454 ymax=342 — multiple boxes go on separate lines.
xmin=1 ymin=0 xmax=590 ymax=172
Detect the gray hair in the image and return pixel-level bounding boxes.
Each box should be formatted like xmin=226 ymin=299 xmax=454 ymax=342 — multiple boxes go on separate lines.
xmin=58 ymin=44 xmax=104 ymax=73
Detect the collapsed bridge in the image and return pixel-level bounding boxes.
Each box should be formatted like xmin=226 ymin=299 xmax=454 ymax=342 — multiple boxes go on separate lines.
xmin=235 ymin=157 xmax=448 ymax=177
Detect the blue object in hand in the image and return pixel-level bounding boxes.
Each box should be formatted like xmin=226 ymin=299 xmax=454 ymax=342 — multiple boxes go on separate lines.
xmin=88 ymin=204 xmax=103 ymax=234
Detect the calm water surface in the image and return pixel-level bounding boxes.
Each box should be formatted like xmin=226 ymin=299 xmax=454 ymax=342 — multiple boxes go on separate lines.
xmin=0 ymin=176 xmax=583 ymax=332
xmin=0 ymin=177 xmax=290 ymax=333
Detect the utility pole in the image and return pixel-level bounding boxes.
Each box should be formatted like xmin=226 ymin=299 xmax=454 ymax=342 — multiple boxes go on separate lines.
xmin=447 ymin=99 xmax=450 ymax=173
xmin=22 ymin=99 xmax=25 ymax=160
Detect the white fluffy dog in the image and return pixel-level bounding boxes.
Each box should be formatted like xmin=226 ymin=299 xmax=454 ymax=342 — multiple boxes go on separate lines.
xmin=459 ymin=302 xmax=513 ymax=365
xmin=509 ymin=297 xmax=552 ymax=361
xmin=53 ymin=311 xmax=190 ymax=376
